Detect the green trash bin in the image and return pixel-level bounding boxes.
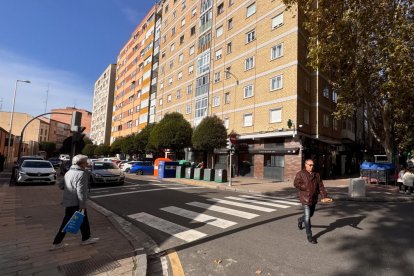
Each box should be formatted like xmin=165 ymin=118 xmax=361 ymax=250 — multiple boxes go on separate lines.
xmin=203 ymin=169 xmax=215 ymax=181
xmin=185 ymin=167 xmax=194 ymax=179
xmin=194 ymin=168 xmax=204 ymax=180
xmin=176 ymin=166 xmax=185 ymax=178
xmin=215 ymin=169 xmax=228 ymax=183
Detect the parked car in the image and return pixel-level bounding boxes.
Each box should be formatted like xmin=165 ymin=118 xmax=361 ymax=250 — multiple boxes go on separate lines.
xmin=130 ymin=161 xmax=154 ymax=175
xmin=48 ymin=157 xmax=62 ymax=168
xmin=16 ymin=160 xmax=56 ymax=185
xmin=122 ymin=161 xmax=141 ymax=173
xmin=60 ymin=160 xmax=72 ymax=175
xmin=59 ymin=154 xmax=70 ymax=161
xmin=117 ymin=160 xmax=128 ymax=169
xmin=12 ymin=156 xmax=44 ymax=183
xmin=89 ymin=161 xmax=125 ymax=186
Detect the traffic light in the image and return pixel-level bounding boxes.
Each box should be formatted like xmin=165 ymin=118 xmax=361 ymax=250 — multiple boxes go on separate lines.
xmin=73 ymin=126 xmax=86 ymax=142
xmin=226 ymin=138 xmax=231 ymax=150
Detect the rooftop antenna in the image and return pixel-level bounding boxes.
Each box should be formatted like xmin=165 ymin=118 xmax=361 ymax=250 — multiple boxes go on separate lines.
xmin=44 ymin=83 xmax=49 ymax=113
xmin=73 ymin=99 xmax=77 ymax=108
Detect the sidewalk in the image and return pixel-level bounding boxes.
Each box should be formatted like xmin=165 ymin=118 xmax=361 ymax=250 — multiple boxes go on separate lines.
xmin=145 ymin=174 xmax=414 ymax=202
xmin=0 ymin=170 xmax=150 ymax=276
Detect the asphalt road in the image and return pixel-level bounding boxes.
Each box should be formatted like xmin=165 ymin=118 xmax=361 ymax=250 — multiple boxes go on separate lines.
xmin=90 ymin=175 xmax=414 ymax=276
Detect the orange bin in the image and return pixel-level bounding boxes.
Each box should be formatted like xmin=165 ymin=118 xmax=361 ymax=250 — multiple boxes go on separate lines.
xmin=153 ymin=158 xmax=172 ymax=177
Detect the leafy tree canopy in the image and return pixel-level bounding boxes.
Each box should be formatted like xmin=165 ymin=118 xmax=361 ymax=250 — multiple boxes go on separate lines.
xmin=134 ymin=123 xmax=156 ymax=153
xmin=94 ymin=144 xmax=111 ymax=156
xmin=82 ymin=144 xmax=97 ymax=156
xmin=192 ymin=116 xmax=227 ymax=153
xmin=39 ymin=141 xmax=56 ymax=157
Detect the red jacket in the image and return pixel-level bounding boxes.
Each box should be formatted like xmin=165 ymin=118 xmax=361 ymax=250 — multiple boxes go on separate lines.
xmin=294 ymin=169 xmax=328 ymax=205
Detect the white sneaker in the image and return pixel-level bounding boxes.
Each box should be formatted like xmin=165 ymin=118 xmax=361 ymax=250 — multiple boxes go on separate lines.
xmin=49 ymin=243 xmax=68 ymax=251
xmin=81 ymin=237 xmax=99 ymax=245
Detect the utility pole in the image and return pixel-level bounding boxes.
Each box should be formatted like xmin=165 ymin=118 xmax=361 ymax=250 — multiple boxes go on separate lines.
xmin=44 ymin=84 xmax=49 ymax=113
xmin=0 ymin=98 xmax=3 ymax=111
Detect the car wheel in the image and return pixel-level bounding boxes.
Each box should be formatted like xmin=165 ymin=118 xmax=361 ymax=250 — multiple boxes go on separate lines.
xmin=125 ymin=168 xmax=130 ymax=173
xmin=136 ymin=170 xmax=143 ymax=175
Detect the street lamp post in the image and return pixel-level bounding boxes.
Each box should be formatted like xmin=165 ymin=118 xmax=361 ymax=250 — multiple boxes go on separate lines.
xmin=6 ymin=80 xmax=31 ymax=167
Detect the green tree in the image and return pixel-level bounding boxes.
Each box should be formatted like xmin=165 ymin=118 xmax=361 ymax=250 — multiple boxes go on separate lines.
xmin=84 ymin=137 xmax=93 ymax=145
xmin=282 ymin=0 xmax=414 ymax=158
xmin=39 ymin=141 xmax=56 ymax=158
xmin=82 ymin=144 xmax=97 ymax=157
xmin=121 ymin=135 xmax=135 ymax=156
xmin=110 ymin=137 xmax=124 ymax=155
xmin=192 ymin=116 xmax=227 ymax=166
xmin=94 ymin=145 xmax=111 ymax=157
xmin=149 ymin=112 xmax=192 ymax=153
xmin=134 ymin=123 xmax=156 ymax=154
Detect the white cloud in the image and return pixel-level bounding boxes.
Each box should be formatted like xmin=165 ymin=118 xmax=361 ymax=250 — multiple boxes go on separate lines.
xmin=0 ymin=48 xmax=93 ymax=117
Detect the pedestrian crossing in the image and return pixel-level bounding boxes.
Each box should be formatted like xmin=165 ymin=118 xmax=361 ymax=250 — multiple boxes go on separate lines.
xmin=127 ymin=194 xmax=300 ymax=244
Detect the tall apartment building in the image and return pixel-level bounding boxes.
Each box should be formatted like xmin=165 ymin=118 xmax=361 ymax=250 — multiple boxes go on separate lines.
xmin=110 ymin=6 xmax=159 ymax=142
xmin=91 ymin=64 xmax=116 ymax=145
xmin=154 ymin=0 xmax=363 ymax=180
xmin=51 ymin=107 xmax=92 ymax=136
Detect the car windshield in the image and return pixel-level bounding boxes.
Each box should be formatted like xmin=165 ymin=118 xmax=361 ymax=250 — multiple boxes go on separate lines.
xmin=22 ymin=161 xmax=53 ymax=168
xmin=93 ymin=162 xmax=118 ymax=170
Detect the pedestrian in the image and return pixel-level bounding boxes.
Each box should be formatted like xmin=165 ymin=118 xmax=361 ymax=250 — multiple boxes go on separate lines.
xmin=402 ymin=166 xmax=414 ymax=195
xmin=397 ymin=165 xmax=406 ymax=193
xmin=50 ymin=154 xmax=99 ymax=250
xmin=0 ymin=152 xmax=5 ymax=172
xmin=294 ymin=159 xmax=332 ymax=244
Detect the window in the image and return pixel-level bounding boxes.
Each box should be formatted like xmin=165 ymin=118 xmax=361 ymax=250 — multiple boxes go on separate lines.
xmin=269 ymin=108 xmax=282 ymax=123
xmin=217 ymin=3 xmax=224 ymax=15
xmin=181 ymin=18 xmax=186 ymax=27
xmin=272 ymin=13 xmax=284 ymax=29
xmin=227 ymin=42 xmax=232 ymax=53
xmin=127 ymin=120 xmax=133 ymax=128
xmin=169 ymin=77 xmax=173 ymax=85
xmin=186 ymin=104 xmax=192 ymax=114
xmin=323 ymin=86 xmax=330 ymax=98
xmin=228 ymin=18 xmax=233 ymax=29
xmin=160 ymin=82 xmax=164 ymax=89
xmin=169 ymin=60 xmax=174 ymax=69
xmin=179 ymin=53 xmax=183 ymax=63
xmin=187 ymin=84 xmax=193 ymax=94
xmin=243 ymin=113 xmax=253 ymax=127
xmin=176 ymin=90 xmax=181 ymax=98
xmin=213 ymin=96 xmax=220 ymax=107
xmin=225 ymin=92 xmax=230 ymax=104
xmin=163 ymin=35 xmax=167 ymax=43
xmin=246 ymin=3 xmax=256 ymax=18
xmin=229 ymin=0 xmax=234 ymax=6
xmin=245 ymin=56 xmax=255 ymax=70
xmin=159 ymin=99 xmax=163 ymax=106
xmin=171 ymin=27 xmax=176 ymax=36
xmin=195 ymin=97 xmax=208 ymax=119
xmin=271 ymin=43 xmax=283 ymax=59
xmin=304 ymin=109 xmax=309 ymax=124
xmin=197 ymin=51 xmax=210 ymax=75
xmin=188 ymin=65 xmax=194 ymax=74
xmin=165 ymin=4 xmax=169 ymax=13
xmin=180 ymin=35 xmax=184 ymax=44
xmin=178 ymin=71 xmax=183 ymax=80
xmin=246 ymin=29 xmax=256 ymax=43
xmin=170 ymin=43 xmax=175 ymax=52
xmin=323 ymin=114 xmax=330 ymax=127
xmin=192 ymin=7 xmax=197 ymax=17
xmin=224 ymin=118 xmax=229 ymax=129
xmin=173 ymin=10 xmax=177 ymax=18
xmin=191 ymin=26 xmax=196 ymax=36
xmin=332 ymin=90 xmax=338 ymax=103
xmin=215 ymin=48 xmax=222 ymax=60
xmin=270 ymin=75 xmax=283 ymax=90
xmin=167 ymin=94 xmax=172 ymax=102
xmin=189 ymin=45 xmax=195 ymax=55
xmin=333 ymin=118 xmax=339 ymax=131
xmin=214 ymin=71 xmax=221 ymax=83
xmin=181 ymin=0 xmax=186 ymax=10
xmin=161 ymin=51 xmax=166 ymax=58
xmin=244 ymin=84 xmax=254 ymax=98
xmin=216 ymin=25 xmax=223 ymax=37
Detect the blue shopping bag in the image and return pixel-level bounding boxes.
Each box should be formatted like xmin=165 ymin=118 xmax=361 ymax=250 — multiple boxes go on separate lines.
xmin=62 ymin=210 xmax=85 ymax=234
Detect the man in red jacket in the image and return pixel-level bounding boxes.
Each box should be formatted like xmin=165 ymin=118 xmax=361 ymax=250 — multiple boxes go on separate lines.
xmin=294 ymin=159 xmax=330 ymax=244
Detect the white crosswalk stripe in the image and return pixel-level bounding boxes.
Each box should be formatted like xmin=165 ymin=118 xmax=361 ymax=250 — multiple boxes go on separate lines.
xmin=239 ymin=195 xmax=301 ymax=206
xmin=186 ymin=202 xmax=259 ymax=219
xmin=244 ymin=194 xmax=300 ymax=203
xmin=224 ymin=196 xmax=291 ymax=208
xmin=128 ymin=212 xmax=207 ymax=242
xmin=160 ymin=206 xmax=237 ymax=229
xmin=207 ymin=198 xmax=276 ymax=212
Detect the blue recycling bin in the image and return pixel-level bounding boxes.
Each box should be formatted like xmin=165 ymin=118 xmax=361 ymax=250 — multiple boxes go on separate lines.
xmin=158 ymin=161 xmax=179 ymax=179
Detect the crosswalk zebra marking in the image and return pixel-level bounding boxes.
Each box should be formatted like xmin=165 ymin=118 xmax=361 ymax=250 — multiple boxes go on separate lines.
xmin=225 ymin=196 xmax=291 ymax=208
xmin=160 ymin=206 xmax=237 ymax=229
xmin=128 ymin=212 xmax=207 ymax=242
xmin=207 ymin=198 xmax=276 ymax=212
xmin=239 ymin=195 xmax=301 ymax=206
xmin=245 ymin=194 xmax=300 ymax=203
xmin=186 ymin=202 xmax=259 ymax=219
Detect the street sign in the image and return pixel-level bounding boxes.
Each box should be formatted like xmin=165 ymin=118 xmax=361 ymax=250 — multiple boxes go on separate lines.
xmin=230 ymin=134 xmax=237 ymax=144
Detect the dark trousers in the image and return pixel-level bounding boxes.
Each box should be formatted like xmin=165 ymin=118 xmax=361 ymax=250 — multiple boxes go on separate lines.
xmin=53 ymin=206 xmax=90 ymax=244
xmin=299 ymin=204 xmax=316 ymax=237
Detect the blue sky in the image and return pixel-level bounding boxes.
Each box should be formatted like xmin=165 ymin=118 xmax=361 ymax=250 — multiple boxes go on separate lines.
xmin=0 ymin=0 xmax=155 ymax=116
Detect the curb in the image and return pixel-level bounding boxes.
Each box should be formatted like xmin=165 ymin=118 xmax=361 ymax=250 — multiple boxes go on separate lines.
xmin=88 ymin=200 xmax=160 ymax=276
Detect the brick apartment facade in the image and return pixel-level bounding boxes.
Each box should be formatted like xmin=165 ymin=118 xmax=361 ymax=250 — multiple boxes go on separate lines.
xmin=50 ymin=107 xmax=92 ymax=136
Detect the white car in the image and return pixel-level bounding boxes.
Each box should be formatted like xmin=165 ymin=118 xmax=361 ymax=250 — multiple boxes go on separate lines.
xmin=17 ymin=160 xmax=57 ymax=185
xmin=59 ymin=154 xmax=70 ymax=161
xmin=121 ymin=161 xmax=141 ymax=172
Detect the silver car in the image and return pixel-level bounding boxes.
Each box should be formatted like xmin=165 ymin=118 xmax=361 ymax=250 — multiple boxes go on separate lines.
xmin=17 ymin=160 xmax=56 ymax=185
xmin=90 ymin=161 xmax=125 ymax=186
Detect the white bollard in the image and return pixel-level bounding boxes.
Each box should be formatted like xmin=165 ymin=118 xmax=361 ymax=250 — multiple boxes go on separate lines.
xmin=349 ymin=178 xmax=366 ymax=197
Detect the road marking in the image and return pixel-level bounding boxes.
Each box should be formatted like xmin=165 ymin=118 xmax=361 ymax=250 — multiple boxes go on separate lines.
xmin=186 ymin=202 xmax=259 ymax=219
xmin=161 ymin=206 xmax=237 ymax=229
xmin=225 ymin=196 xmax=291 ymax=208
xmin=90 ymin=186 xmax=203 ymax=198
xmin=167 ymin=249 xmax=185 ymax=276
xmin=91 ymin=182 xmax=184 ymax=191
xmin=128 ymin=212 xmax=207 ymax=242
xmin=240 ymin=195 xmax=301 ymax=206
xmin=207 ymin=198 xmax=276 ymax=212
xmin=245 ymin=194 xmax=300 ymax=202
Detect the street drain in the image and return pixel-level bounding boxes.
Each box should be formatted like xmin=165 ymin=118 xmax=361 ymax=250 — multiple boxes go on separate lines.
xmin=58 ymin=253 xmax=121 ymax=275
